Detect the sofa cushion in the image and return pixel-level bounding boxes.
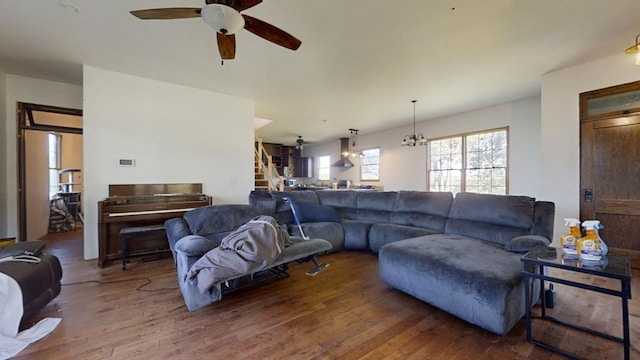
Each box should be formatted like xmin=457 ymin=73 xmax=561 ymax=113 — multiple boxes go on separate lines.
xmin=316 ymin=190 xmax=358 ymax=220
xmin=356 ymin=191 xmax=397 ymax=222
xmin=271 ymin=191 xmax=320 ymax=224
xmin=447 ymin=192 xmax=535 ymax=229
xmin=390 ymin=191 xmax=453 ymax=232
xmin=504 ymin=235 xmax=550 ymax=253
xmin=369 ymin=223 xmax=440 ymax=253
xmin=445 ymin=192 xmax=535 ymax=246
xmin=341 ymin=220 xmax=376 ymax=250
xmin=184 ymin=205 xmax=259 ymax=236
xmin=379 ymin=234 xmax=528 ymax=335
xmin=290 ymin=199 xmax=340 ymax=223
xmin=290 ymin=222 xmax=345 ymax=252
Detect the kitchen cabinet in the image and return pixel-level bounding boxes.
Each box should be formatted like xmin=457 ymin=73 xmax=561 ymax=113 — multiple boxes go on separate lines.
xmin=294 ymin=157 xmax=313 ymax=178
xmin=262 ymin=143 xmax=283 ymax=169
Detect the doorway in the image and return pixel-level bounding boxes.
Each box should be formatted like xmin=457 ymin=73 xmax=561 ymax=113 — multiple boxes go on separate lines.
xmin=580 ymin=80 xmax=640 ymax=268
xmin=17 ymin=102 xmax=83 ymax=242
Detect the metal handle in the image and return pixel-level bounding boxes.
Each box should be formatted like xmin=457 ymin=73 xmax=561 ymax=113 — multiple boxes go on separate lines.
xmin=584 ymin=189 xmax=593 ymax=202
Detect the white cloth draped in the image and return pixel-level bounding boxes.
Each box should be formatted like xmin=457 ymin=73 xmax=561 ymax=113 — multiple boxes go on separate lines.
xmin=0 ymin=272 xmax=60 ymax=360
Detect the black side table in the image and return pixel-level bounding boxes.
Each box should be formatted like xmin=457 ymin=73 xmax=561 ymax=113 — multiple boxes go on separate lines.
xmin=521 ymin=246 xmax=632 ymax=360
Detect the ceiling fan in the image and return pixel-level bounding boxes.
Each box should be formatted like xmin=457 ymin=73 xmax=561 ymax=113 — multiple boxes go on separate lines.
xmin=130 ymin=0 xmax=302 ymax=61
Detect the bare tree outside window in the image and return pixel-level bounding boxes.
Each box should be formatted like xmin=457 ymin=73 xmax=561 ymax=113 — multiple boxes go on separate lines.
xmin=428 ymin=128 xmax=508 ymax=195
xmin=361 ymin=148 xmax=380 ymax=181
xmin=429 ymin=137 xmax=462 ymax=193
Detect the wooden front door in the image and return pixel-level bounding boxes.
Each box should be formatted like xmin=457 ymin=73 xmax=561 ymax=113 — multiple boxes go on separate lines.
xmin=580 ymin=81 xmax=640 ymax=268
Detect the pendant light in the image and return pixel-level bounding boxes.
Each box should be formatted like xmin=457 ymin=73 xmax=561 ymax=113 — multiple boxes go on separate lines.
xmin=624 ymin=34 xmax=640 ymax=65
xmin=401 ymin=100 xmax=427 ymax=146
xmin=342 ymin=129 xmax=362 ymax=157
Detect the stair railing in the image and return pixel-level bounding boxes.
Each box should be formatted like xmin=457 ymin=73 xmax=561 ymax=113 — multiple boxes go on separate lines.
xmin=255 ymin=139 xmax=284 ymax=192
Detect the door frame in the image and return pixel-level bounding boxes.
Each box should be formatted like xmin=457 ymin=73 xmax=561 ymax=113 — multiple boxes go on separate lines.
xmin=16 ymin=102 xmax=83 ymax=242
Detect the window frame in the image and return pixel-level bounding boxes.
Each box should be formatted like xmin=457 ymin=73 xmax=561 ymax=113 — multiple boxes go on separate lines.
xmin=317 ymin=154 xmax=331 ymax=181
xmin=360 ymin=147 xmax=381 ymax=181
xmin=48 ymin=133 xmax=62 ymax=200
xmin=426 ymin=127 xmax=509 ymax=194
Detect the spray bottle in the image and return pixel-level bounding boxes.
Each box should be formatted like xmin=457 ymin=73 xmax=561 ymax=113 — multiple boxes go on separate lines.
xmin=577 ymin=220 xmax=608 ymax=261
xmin=560 ymin=218 xmax=582 ymax=255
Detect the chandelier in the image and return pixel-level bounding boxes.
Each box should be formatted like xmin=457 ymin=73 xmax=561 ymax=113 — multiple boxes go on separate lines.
xmin=401 ymin=100 xmax=427 ymax=146
xmin=342 ymin=129 xmax=362 ymax=157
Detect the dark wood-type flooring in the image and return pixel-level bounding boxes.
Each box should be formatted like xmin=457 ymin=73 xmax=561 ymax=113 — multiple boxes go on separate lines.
xmin=13 ymin=230 xmax=640 ymax=359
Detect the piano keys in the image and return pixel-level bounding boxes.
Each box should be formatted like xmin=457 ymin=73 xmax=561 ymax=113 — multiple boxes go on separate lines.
xmin=98 ymin=183 xmax=212 ymax=268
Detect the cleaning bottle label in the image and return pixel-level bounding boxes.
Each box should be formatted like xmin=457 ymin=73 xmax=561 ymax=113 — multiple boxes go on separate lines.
xmin=578 ymin=238 xmax=603 ymax=260
xmin=560 ymin=218 xmax=581 ymax=255
xmin=561 ymin=234 xmax=578 ymax=254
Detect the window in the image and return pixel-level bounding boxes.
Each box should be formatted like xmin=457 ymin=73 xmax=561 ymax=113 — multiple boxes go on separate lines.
xmin=317 ymin=155 xmax=331 ymax=181
xmin=428 ymin=128 xmax=508 ymax=195
xmin=361 ymin=148 xmax=380 ymax=181
xmin=48 ymin=133 xmax=62 ymax=199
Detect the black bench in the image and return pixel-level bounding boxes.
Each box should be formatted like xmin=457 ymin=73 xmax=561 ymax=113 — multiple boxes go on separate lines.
xmin=119 ymin=225 xmax=167 ymax=270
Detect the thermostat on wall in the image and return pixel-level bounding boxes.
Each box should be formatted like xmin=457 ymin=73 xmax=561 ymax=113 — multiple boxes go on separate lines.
xmin=119 ymin=159 xmax=135 ymax=167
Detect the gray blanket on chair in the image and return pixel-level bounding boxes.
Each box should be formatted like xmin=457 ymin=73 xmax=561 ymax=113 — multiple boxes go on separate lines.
xmin=186 ymin=216 xmax=290 ymax=295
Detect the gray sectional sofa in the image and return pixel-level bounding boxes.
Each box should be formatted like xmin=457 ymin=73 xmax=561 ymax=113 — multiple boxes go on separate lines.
xmin=249 ymin=189 xmax=555 ymax=335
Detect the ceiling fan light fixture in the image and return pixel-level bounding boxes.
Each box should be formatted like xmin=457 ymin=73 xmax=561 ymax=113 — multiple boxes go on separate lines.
xmin=201 ymin=4 xmax=244 ymax=35
xmin=624 ymin=34 xmax=640 ymax=65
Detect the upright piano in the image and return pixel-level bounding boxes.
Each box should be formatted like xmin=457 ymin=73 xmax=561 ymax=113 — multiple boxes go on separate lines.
xmin=98 ymin=183 xmax=212 ymax=267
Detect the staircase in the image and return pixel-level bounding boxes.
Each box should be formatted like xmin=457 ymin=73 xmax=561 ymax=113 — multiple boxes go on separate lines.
xmin=254 ymin=161 xmax=270 ymax=190
xmin=255 ymin=139 xmax=284 ymax=192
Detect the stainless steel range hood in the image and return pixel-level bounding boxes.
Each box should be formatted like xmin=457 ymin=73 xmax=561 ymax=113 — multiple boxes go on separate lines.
xmin=332 ymin=137 xmax=354 ymax=168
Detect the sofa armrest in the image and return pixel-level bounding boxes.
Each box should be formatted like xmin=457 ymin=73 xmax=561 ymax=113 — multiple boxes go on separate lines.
xmin=504 ymin=235 xmax=550 ymax=254
xmin=174 ymin=235 xmax=220 ymax=311
xmin=175 ymin=235 xmax=218 ymax=258
xmin=165 ymin=218 xmax=192 ymax=251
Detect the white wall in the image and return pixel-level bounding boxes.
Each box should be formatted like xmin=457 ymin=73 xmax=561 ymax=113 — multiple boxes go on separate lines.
xmin=25 ymin=130 xmax=50 ymax=240
xmin=2 ymin=75 xmax=83 ymax=238
xmin=540 ymin=53 xmax=640 ymax=243
xmin=304 ymin=96 xmax=542 ymax=195
xmin=83 ymin=66 xmax=255 ymax=260
xmin=0 ymin=70 xmax=7 ymax=238
xmin=24 ymin=127 xmax=83 ymax=241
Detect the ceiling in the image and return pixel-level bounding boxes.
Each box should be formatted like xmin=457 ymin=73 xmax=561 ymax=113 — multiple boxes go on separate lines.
xmin=2 ymin=1 xmax=639 ymax=146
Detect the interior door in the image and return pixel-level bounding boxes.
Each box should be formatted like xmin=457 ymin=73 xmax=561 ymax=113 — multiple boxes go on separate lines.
xmin=17 ymin=103 xmax=83 ymax=242
xmin=580 ymin=84 xmax=640 ymax=268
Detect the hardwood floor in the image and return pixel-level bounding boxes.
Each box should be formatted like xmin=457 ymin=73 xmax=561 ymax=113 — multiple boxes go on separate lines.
xmin=14 ymin=230 xmax=640 ymax=359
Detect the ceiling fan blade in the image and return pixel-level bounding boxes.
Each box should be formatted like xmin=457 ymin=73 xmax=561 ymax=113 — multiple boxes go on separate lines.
xmin=217 ymin=33 xmax=236 ymax=60
xmin=234 ymin=0 xmax=263 ymax=12
xmin=242 ymin=15 xmax=302 ymax=51
xmin=206 ymin=0 xmax=263 ymax=12
xmin=130 ymin=8 xmax=201 ymax=20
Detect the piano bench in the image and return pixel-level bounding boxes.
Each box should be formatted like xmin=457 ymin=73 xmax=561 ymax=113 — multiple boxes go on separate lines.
xmin=119 ymin=225 xmax=167 ymax=270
